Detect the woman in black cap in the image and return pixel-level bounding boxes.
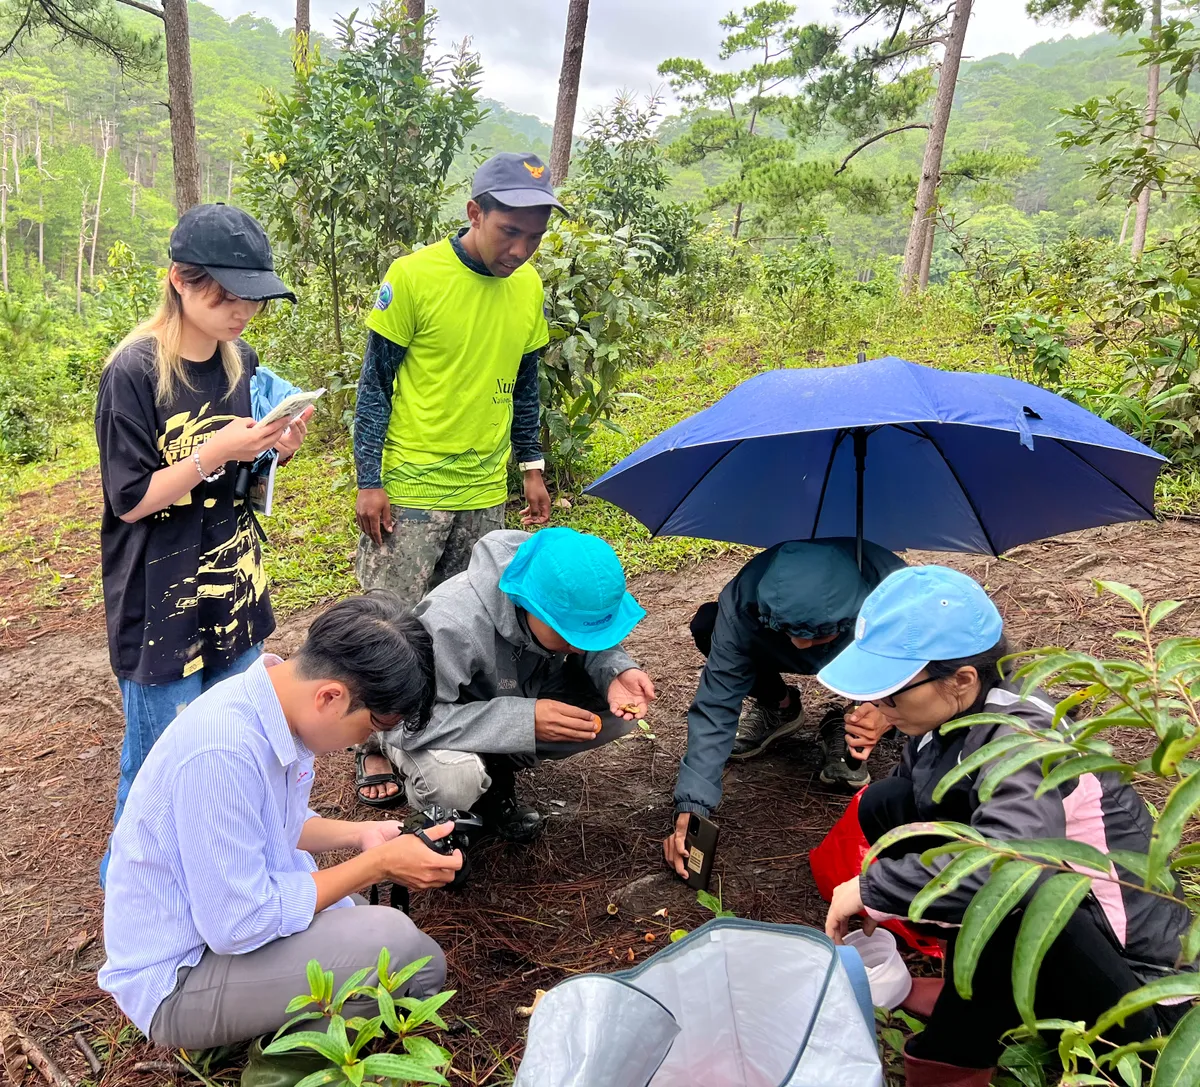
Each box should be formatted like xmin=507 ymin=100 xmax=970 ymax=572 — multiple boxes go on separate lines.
xmin=95 ymin=204 xmax=309 ymax=882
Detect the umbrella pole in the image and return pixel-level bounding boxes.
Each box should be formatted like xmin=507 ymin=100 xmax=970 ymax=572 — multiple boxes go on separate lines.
xmin=853 ymin=428 xmax=867 ymax=571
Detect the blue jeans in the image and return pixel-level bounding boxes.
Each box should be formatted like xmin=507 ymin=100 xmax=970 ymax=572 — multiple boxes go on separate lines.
xmin=100 ymin=644 xmax=262 ymax=886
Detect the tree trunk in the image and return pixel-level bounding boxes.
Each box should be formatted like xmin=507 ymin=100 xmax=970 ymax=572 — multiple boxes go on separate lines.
xmin=295 ymin=0 xmax=310 ymax=67
xmin=549 ymin=0 xmax=589 ymax=186
xmin=226 ymin=158 xmax=233 ymax=201
xmin=328 ymin=201 xmax=343 ymax=355
xmin=162 ymin=0 xmax=202 ymax=213
xmin=403 ymin=0 xmax=425 ymax=60
xmin=90 ymin=121 xmax=112 ymax=281
xmin=1 ymin=102 xmax=8 ymax=293
xmin=76 ymin=187 xmax=89 ymax=315
xmin=1117 ymin=202 xmax=1131 ymax=245
xmin=1131 ymin=0 xmax=1162 ymax=259
xmin=35 ymin=111 xmax=44 ymax=268
xmin=132 ymin=143 xmax=140 ymax=219
xmin=901 ymin=0 xmax=973 ymax=292
xmin=919 ymin=214 xmax=936 ymax=289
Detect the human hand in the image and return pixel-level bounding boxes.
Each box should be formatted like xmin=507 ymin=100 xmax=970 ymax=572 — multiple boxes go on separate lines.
xmin=844 ymin=703 xmax=891 ymax=760
xmin=520 ymin=469 xmax=551 ymax=526
xmin=207 ymin=416 xmax=291 ymax=466
xmin=534 ymin=699 xmax=601 ymax=743
xmin=663 ymin=811 xmax=691 ymax=880
xmin=357 ymin=818 xmax=402 ymax=852
xmin=824 ymin=876 xmax=875 ymax=944
xmin=274 ymin=405 xmax=314 ymax=462
xmin=356 ymin=488 xmax=394 ymax=548
xmin=374 ymin=821 xmax=462 ymax=890
xmin=608 ymin=669 xmax=656 ymax=720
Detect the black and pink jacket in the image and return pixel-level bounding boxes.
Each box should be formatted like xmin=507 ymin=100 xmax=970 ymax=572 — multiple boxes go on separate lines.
xmin=860 ymin=679 xmax=1194 ymax=988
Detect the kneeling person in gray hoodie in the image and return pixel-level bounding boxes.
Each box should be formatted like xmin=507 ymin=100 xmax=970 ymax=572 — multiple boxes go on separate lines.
xmin=384 ymin=527 xmax=655 ymax=841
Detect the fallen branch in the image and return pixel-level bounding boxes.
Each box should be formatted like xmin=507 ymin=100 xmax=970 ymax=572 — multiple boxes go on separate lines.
xmin=131 ymin=1061 xmax=179 ymax=1075
xmin=71 ymin=1036 xmax=100 ymax=1079
xmin=15 ymin=1031 xmax=70 ymax=1087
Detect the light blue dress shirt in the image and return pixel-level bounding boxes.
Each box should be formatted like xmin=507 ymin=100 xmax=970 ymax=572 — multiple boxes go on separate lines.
xmin=99 ymin=655 xmax=352 ymax=1034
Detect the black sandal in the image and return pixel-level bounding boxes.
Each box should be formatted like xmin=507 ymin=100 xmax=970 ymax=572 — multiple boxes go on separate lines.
xmin=355 ymin=748 xmax=405 ymax=809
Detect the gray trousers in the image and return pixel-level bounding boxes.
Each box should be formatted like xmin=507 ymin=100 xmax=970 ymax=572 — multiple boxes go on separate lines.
xmin=149 ymin=903 xmax=445 ymax=1049
xmin=356 ymin=503 xmax=505 ymax=763
xmin=387 ymin=660 xmax=637 ymax=811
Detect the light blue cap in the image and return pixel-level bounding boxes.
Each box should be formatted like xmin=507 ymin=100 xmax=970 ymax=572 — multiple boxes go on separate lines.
xmin=499 ymin=528 xmax=646 ymax=652
xmin=817 ymin=565 xmax=1003 ymax=701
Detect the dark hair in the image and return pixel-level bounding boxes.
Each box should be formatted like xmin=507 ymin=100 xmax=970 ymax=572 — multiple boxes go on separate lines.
xmin=474 ymin=192 xmax=515 ymax=215
xmin=295 ymin=590 xmax=435 ymax=733
xmin=926 ymin=634 xmax=1011 ymax=716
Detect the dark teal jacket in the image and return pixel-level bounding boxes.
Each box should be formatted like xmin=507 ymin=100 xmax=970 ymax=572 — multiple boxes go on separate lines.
xmin=674 ymin=538 xmax=905 ymax=816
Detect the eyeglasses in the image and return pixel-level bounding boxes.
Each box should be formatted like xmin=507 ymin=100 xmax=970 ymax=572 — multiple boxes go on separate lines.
xmin=872 ymin=674 xmax=940 ymax=708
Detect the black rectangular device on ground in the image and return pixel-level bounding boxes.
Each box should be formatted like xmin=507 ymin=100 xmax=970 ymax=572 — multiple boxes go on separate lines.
xmin=683 ymin=813 xmax=720 ymax=892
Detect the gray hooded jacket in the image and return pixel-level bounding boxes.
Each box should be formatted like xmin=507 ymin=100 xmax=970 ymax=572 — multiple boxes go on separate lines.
xmin=404 ymin=531 xmax=639 ymax=755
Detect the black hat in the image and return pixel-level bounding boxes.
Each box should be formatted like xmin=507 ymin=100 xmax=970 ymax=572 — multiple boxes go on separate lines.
xmin=471 ymin=152 xmax=566 ymax=212
xmin=169 ymin=203 xmax=297 ymax=303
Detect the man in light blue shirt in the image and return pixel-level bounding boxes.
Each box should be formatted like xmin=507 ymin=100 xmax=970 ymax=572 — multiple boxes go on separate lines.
xmin=100 ymin=592 xmax=462 ymax=1050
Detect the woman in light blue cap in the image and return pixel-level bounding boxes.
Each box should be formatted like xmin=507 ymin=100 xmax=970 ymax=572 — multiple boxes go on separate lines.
xmin=816 ymin=565 xmax=1193 ymax=1087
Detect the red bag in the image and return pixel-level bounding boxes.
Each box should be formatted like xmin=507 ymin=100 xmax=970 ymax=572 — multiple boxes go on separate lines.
xmin=808 ymin=790 xmax=944 ymax=958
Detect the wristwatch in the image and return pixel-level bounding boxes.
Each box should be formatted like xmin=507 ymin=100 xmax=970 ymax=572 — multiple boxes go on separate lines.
xmin=518 ymin=459 xmax=545 ymax=473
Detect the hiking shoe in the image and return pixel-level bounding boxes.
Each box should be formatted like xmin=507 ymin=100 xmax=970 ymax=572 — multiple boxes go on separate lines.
xmin=817 ymin=708 xmax=871 ymax=791
xmin=478 ymin=757 xmax=544 ymax=843
xmin=729 ymin=685 xmax=804 ymax=760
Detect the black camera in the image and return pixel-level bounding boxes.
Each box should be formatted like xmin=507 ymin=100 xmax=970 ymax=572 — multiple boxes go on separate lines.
xmin=403 ymin=805 xmax=484 ymax=888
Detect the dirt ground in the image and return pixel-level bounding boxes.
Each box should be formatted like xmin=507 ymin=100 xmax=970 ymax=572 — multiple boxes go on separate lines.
xmin=3 ymin=492 xmax=1200 ymax=1084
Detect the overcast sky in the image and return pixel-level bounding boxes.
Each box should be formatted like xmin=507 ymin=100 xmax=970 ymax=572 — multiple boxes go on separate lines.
xmin=206 ymin=0 xmax=1103 ymax=121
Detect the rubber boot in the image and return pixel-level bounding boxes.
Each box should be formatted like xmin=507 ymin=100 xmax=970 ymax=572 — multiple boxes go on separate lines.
xmin=477 ymin=756 xmax=543 ymax=843
xmin=901 ymin=976 xmax=945 ymax=1018
xmin=903 ymin=1042 xmax=995 ymax=1086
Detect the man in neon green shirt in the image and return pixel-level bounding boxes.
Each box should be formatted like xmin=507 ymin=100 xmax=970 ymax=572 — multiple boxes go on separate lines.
xmin=353 ymin=152 xmax=561 ymax=806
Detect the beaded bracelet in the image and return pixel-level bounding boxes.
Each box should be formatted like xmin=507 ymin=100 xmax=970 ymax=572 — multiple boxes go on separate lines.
xmin=192 ymin=445 xmax=226 ymax=483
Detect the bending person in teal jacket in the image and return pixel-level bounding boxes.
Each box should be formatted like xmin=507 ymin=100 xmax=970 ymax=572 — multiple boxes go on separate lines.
xmin=664 ymin=539 xmax=904 ymax=878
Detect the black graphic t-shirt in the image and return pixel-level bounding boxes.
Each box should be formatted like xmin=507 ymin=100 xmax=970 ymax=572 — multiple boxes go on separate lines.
xmin=95 ymin=338 xmax=275 ymax=683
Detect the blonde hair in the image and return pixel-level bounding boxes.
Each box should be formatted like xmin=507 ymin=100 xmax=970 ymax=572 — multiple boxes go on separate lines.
xmin=106 ymin=263 xmax=247 ymax=404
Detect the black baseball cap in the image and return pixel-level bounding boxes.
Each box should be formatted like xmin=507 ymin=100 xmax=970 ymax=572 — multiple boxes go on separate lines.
xmin=471 ymin=152 xmax=566 ymax=212
xmin=169 ymin=203 xmax=297 ymax=303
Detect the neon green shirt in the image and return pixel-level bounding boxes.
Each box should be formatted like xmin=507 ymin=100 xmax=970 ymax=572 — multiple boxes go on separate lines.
xmin=365 ymin=239 xmax=549 ymax=510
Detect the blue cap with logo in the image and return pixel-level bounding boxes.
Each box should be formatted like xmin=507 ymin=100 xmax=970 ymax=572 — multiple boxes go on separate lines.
xmin=472 ymin=152 xmax=566 ymax=212
xmin=499 ymin=528 xmax=645 ymax=652
xmin=817 ymin=566 xmax=1003 ymax=701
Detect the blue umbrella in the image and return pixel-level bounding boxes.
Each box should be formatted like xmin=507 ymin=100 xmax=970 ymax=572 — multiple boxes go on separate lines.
xmin=585 ymin=356 xmax=1166 ymax=562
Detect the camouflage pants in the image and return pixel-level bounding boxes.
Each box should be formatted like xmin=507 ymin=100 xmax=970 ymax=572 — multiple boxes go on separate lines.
xmin=355 ymin=503 xmax=504 ymax=764
xmin=355 ymin=503 xmax=506 ymax=606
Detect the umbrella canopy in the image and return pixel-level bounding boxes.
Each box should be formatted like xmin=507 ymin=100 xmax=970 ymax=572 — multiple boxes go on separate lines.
xmin=585 ymin=356 xmax=1166 ymax=557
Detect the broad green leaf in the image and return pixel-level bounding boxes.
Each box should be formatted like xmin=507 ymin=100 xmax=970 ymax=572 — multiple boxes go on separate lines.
xmin=917 ymin=840 xmax=979 ymax=864
xmin=864 ymin=822 xmax=984 ymax=870
xmin=273 ymin=1011 xmax=324 ymax=1038
xmin=348 ymin=1015 xmax=384 ymax=1059
xmin=1148 ymin=600 xmax=1184 ymax=630
xmin=978 ymin=744 xmax=1080 ymax=803
xmin=696 ymin=889 xmax=722 ymax=914
xmin=402 ymin=989 xmax=456 ymax=1032
xmin=387 ymin=955 xmax=433 ymax=993
xmin=322 ymin=968 xmax=335 ymax=1005
xmin=954 ymin=861 xmax=1043 ymax=1000
xmin=1098 ymin=1038 xmax=1168 ymax=1070
xmin=306 ymin=959 xmax=324 ymax=1002
xmin=938 ymin=712 xmax=1030 ymax=736
xmin=1117 ymin=1049 xmax=1144 ymax=1087
xmin=326 ymin=1015 xmax=350 ymax=1059
xmin=669 ymin=928 xmax=688 ymax=942
xmin=1013 ymin=873 xmax=1094 ymax=1027
xmin=403 ymin=1036 xmax=451 ymax=1066
xmin=1107 ymin=849 xmax=1176 ymax=892
xmin=999 ymin=837 xmax=1111 ymax=875
xmin=286 ymin=994 xmax=318 ymax=1013
xmin=376 ymin=946 xmax=391 ymax=988
xmin=1095 ymin=581 xmax=1145 ymax=611
xmin=358 ymin=1053 xmax=450 ymax=1085
xmin=1147 ymin=768 xmax=1200 ymax=885
xmin=263 ymin=1031 xmax=347 ymax=1064
xmin=376 ymin=985 xmax=402 ymax=1032
xmin=343 ymin=1059 xmax=365 ymax=1087
xmin=999 ymin=1038 xmax=1052 ymax=1087
xmin=292 ymin=1071 xmax=342 ymax=1087
xmin=910 ymin=848 xmax=999 ymax=921
xmin=1036 ymin=755 xmax=1130 ymax=797
xmin=1150 ymin=1004 xmax=1200 ymax=1086
xmin=331 ymin=967 xmax=373 ymax=1012
xmin=930 ymin=734 xmax=1043 ymax=803
xmin=1087 ymin=976 xmax=1200 ymax=1042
